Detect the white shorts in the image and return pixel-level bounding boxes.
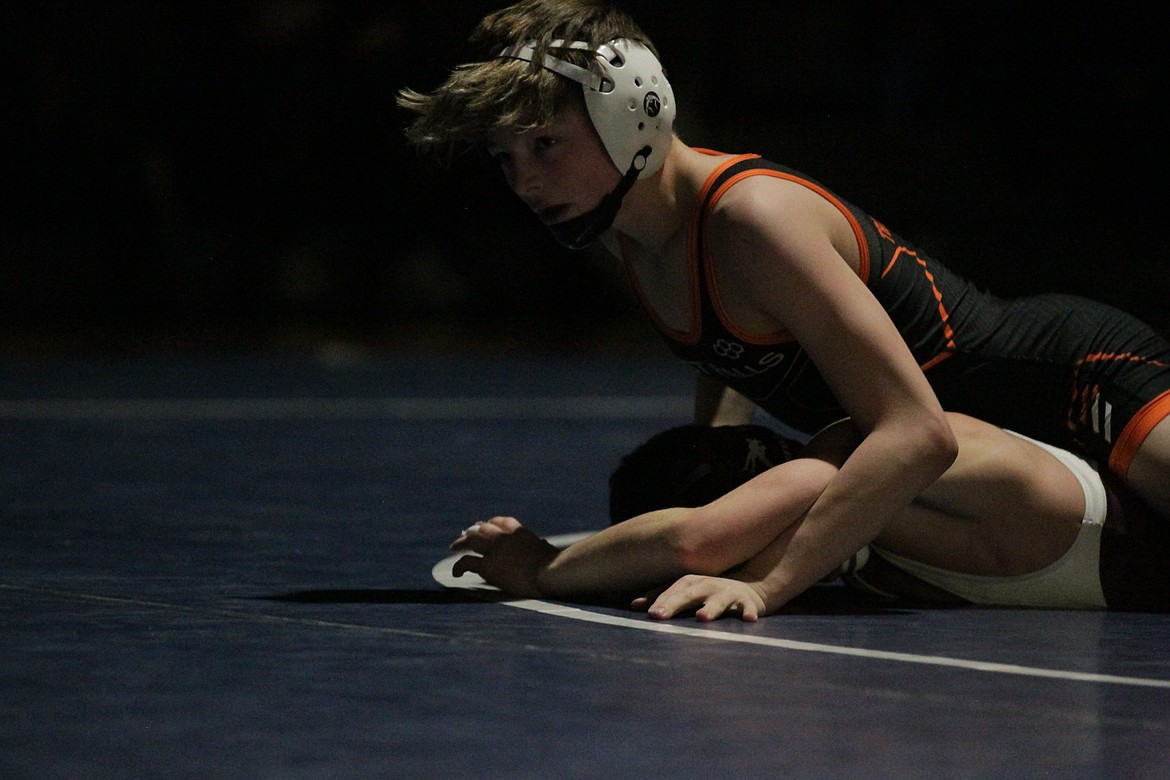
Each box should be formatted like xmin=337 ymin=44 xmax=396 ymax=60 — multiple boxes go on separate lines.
xmin=870 ymin=433 xmax=1109 ymax=609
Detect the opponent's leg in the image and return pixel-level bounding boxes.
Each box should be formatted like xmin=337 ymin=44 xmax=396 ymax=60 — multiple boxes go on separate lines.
xmin=876 ymin=414 xmax=1084 ymax=576
xmin=1126 ymin=416 xmax=1170 ymax=516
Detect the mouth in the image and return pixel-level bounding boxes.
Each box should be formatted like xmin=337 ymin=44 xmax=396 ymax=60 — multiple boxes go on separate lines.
xmin=533 ymin=204 xmax=571 ymax=224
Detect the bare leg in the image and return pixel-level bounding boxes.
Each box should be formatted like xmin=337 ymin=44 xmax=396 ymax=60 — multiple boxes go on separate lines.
xmin=1127 ymin=417 xmax=1170 ymax=516
xmin=875 ymin=415 xmax=1083 ymax=576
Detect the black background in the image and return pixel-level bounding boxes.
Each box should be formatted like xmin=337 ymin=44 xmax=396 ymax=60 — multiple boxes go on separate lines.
xmin=4 ymin=1 xmax=1165 ymax=354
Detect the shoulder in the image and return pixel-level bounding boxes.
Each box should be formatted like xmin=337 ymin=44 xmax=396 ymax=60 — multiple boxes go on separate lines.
xmin=706 ymin=173 xmax=846 ymax=279
xmin=706 ymin=170 xmax=864 ymax=282
xmin=711 ymin=172 xmax=839 ymax=237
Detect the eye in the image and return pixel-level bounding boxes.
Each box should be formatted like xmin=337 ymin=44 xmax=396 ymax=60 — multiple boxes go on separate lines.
xmin=487 ymin=149 xmax=511 ymax=166
xmin=534 ymin=136 xmax=558 ymax=152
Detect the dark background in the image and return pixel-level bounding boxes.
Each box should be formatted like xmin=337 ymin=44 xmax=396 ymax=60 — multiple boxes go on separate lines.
xmin=3 ymin=1 xmax=1166 ymax=355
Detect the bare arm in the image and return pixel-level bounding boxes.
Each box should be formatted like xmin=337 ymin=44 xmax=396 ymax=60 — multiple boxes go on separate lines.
xmin=691 ymin=179 xmax=957 ymax=611
xmin=729 ymin=423 xmax=953 ymax=614
xmin=642 ymin=415 xmax=1087 ymax=619
xmin=450 ymin=456 xmax=838 ymax=599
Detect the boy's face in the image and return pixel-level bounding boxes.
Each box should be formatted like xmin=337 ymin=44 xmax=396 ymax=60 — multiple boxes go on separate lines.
xmin=484 ymin=100 xmax=622 ymax=227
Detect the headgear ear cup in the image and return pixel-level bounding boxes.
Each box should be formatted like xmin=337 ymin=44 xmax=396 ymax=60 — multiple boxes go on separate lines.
xmin=495 ymin=38 xmax=675 ymax=249
xmin=497 ymin=38 xmax=675 ymax=177
xmin=608 ymin=425 xmax=798 ymax=525
xmin=583 ymin=39 xmax=675 ymax=177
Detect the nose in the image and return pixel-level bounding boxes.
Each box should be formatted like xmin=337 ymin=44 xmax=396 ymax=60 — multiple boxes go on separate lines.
xmin=508 ymin=158 xmax=542 ymax=202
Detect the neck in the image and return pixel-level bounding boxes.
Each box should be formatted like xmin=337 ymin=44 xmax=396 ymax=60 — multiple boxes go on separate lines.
xmin=610 ymin=137 xmax=691 ymax=256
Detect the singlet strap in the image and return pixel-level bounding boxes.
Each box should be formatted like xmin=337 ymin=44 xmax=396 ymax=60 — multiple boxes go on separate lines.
xmin=691 ymin=155 xmax=871 ymax=345
xmin=693 ymin=155 xmax=872 ymax=290
xmin=688 ymin=155 xmax=770 ymax=343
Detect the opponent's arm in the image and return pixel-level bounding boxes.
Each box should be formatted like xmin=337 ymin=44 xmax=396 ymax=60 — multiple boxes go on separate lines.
xmin=641 ymin=415 xmax=1086 ymax=619
xmin=637 ymin=422 xmax=860 ymax=621
xmin=450 ymin=456 xmax=838 ymax=599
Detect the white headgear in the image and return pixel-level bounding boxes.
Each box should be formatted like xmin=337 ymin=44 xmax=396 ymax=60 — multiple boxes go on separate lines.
xmin=498 ymin=38 xmax=676 ymax=178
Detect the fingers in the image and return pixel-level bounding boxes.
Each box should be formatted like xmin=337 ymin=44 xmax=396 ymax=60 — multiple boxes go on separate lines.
xmin=630 ymin=585 xmax=666 ymax=613
xmin=489 ymin=516 xmax=522 ymax=532
xmin=449 ymin=516 xmax=522 ymax=551
xmin=640 ymin=575 xmax=711 ymax=620
xmin=639 ymin=575 xmax=761 ymax=623
xmin=448 ymin=516 xmax=528 ymax=582
xmin=696 ymin=598 xmax=758 ymax=623
xmin=451 ymin=553 xmax=482 ymax=578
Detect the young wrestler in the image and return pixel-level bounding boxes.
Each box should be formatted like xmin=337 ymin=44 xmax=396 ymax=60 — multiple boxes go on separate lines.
xmin=400 ymin=1 xmax=1170 ymax=610
xmin=450 ymin=416 xmax=1170 ymax=617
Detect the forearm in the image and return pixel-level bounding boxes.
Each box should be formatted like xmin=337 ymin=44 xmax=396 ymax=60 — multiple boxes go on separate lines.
xmin=732 ymin=423 xmax=955 ymax=613
xmin=535 ymin=508 xmax=694 ymax=597
xmin=538 ymin=457 xmax=837 ymax=598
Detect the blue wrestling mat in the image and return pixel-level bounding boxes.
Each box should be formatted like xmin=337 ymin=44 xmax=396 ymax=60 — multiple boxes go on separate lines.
xmin=3 ymin=352 xmax=1170 ymax=779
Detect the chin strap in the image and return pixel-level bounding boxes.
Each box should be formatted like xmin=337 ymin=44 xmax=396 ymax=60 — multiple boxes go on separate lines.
xmin=547 ymin=146 xmax=650 ymax=250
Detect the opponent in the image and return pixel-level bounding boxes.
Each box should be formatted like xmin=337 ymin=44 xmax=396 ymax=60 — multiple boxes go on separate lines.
xmin=400 ymin=1 xmax=1170 ymax=611
xmin=451 ymin=417 xmax=1170 ymax=617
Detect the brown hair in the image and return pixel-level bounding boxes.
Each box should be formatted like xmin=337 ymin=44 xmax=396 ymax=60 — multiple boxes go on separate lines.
xmin=397 ymin=0 xmax=657 ymax=163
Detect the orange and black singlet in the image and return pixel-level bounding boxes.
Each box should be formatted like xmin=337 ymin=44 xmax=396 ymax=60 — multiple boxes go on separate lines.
xmin=624 ymin=153 xmax=1170 ymax=478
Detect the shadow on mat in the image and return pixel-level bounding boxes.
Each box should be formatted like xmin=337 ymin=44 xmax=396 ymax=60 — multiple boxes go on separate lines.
xmin=257 ymin=585 xmax=923 ymax=615
xmin=257 ymin=588 xmax=509 ymax=605
xmin=779 ymin=585 xmax=924 ymax=616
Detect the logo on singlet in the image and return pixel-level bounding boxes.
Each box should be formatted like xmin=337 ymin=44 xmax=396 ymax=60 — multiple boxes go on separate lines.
xmin=743 ymin=438 xmax=776 ymax=474
xmin=687 ymin=350 xmax=787 ymax=382
xmin=713 ymin=340 xmax=744 ymax=359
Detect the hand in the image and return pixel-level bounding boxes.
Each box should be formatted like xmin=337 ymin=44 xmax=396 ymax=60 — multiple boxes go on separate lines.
xmin=449 ymin=516 xmax=558 ymax=597
xmin=633 ymin=574 xmax=767 ymax=622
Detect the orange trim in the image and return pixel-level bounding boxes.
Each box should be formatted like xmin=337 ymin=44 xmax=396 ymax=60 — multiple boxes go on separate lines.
xmin=621 ymin=152 xmax=760 ymax=345
xmin=708 ymin=169 xmax=871 ymax=285
xmin=874 ymin=219 xmax=957 ymax=361
xmin=919 ymin=352 xmax=953 ymax=372
xmin=697 ymin=167 xmax=871 ymax=346
xmin=1080 ymin=351 xmax=1168 ymax=369
xmin=912 ymin=250 xmax=957 ymax=351
xmin=1107 ymin=388 xmax=1170 ymax=478
xmin=665 ymin=153 xmax=762 ymax=346
xmin=621 ymin=152 xmax=751 ymax=345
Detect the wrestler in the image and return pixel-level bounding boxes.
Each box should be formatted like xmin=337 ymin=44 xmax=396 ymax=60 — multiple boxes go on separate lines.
xmin=402 ymin=1 xmax=1170 ymax=611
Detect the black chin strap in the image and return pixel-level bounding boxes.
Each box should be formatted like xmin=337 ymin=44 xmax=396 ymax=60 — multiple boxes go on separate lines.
xmin=547 ymin=146 xmax=651 ymax=250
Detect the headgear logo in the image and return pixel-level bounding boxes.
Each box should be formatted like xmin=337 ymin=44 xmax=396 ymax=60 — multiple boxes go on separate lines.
xmin=643 ymin=92 xmax=662 ymax=118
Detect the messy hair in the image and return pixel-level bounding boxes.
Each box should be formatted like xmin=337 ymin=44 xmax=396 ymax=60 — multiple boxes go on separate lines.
xmin=397 ymin=0 xmax=657 ymax=163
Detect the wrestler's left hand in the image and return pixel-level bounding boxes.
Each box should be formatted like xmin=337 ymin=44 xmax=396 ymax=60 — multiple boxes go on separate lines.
xmin=449 ymin=516 xmax=558 ymax=597
xmin=632 ymin=574 xmax=767 ymax=622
